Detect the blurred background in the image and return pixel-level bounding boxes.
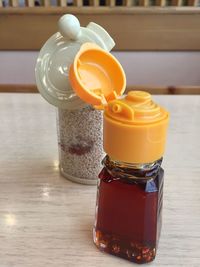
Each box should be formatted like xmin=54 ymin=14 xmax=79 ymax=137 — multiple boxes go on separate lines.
xmin=0 ymin=0 xmax=200 ymax=93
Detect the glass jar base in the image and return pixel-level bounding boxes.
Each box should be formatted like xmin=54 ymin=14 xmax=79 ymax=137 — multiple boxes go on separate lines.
xmin=60 ymin=166 xmax=97 ymax=185
xmin=93 ymin=229 xmax=156 ymax=264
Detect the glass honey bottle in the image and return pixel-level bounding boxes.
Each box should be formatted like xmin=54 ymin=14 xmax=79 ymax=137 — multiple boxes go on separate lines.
xmin=94 ymin=156 xmax=164 ymax=263
xmin=93 ymin=91 xmax=169 ymax=263
xmin=68 ymin=43 xmax=169 ymax=264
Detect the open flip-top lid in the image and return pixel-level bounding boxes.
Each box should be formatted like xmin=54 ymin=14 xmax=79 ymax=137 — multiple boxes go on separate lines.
xmin=69 ymin=43 xmax=126 ymax=109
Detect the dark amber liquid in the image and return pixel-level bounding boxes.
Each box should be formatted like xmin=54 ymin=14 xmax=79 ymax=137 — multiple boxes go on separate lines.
xmin=94 ymin=164 xmax=164 ymax=264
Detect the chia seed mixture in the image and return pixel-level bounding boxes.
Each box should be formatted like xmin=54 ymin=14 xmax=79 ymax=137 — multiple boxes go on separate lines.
xmin=57 ymin=105 xmax=105 ymax=184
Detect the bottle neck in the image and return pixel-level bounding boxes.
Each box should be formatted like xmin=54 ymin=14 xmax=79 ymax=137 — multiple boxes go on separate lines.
xmin=102 ymin=155 xmax=162 ymax=181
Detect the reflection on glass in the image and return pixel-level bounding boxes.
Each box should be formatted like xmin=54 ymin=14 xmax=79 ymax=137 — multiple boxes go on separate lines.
xmin=53 ymin=159 xmax=59 ymax=171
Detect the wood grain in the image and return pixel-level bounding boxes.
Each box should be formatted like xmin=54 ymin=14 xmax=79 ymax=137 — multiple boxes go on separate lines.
xmin=41 ymin=0 xmax=51 ymax=6
xmin=9 ymin=0 xmax=19 ymax=7
xmin=155 ymin=0 xmax=167 ymax=6
xmin=106 ymin=0 xmax=115 ymax=7
xmin=89 ymin=0 xmax=100 ymax=6
xmin=0 ymin=93 xmax=199 ymax=267
xmin=123 ymin=0 xmax=132 ymax=6
xmin=57 ymin=0 xmax=66 ymax=6
xmin=127 ymin=85 xmax=200 ymax=94
xmin=1 ymin=84 xmax=200 ymax=94
xmin=139 ymin=0 xmax=150 ymax=6
xmin=188 ymin=0 xmax=198 ymax=6
xmin=25 ymin=0 xmax=35 ymax=7
xmin=0 ymin=84 xmax=38 ymax=93
xmin=171 ymin=0 xmax=184 ymax=5
xmin=1 ymin=7 xmax=200 ymax=51
xmin=74 ymin=0 xmax=83 ymax=6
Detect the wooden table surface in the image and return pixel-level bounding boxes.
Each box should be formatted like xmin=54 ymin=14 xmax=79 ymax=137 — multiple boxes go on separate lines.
xmin=0 ymin=94 xmax=199 ymax=267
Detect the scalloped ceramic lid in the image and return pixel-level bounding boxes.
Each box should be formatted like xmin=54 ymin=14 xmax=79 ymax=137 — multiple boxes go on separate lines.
xmin=35 ymin=14 xmax=115 ymax=110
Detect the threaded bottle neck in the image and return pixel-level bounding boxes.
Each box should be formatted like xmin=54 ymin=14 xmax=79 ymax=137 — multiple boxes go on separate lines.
xmin=102 ymin=155 xmax=162 ymax=182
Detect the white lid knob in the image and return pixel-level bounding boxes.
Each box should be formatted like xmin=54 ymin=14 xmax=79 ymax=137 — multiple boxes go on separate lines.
xmin=58 ymin=14 xmax=81 ymax=40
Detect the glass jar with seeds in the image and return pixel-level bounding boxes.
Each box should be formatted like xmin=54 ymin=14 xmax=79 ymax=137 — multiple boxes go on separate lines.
xmin=57 ymin=105 xmax=104 ymax=184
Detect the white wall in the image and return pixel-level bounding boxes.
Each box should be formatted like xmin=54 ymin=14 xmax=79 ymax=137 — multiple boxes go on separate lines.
xmin=0 ymin=51 xmax=200 ymax=86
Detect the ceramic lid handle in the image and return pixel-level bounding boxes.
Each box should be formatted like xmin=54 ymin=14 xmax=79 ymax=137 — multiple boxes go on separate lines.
xmin=58 ymin=14 xmax=81 ymax=40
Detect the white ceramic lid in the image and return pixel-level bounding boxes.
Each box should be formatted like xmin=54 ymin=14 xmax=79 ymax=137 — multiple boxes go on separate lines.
xmin=35 ymin=14 xmax=115 ymax=110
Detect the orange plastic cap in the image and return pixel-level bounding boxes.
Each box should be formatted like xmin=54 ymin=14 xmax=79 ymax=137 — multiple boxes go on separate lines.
xmin=69 ymin=43 xmax=126 ymax=108
xmin=103 ymin=91 xmax=169 ymax=164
